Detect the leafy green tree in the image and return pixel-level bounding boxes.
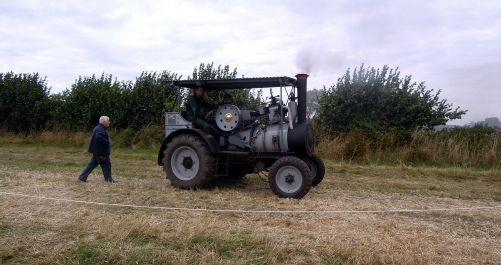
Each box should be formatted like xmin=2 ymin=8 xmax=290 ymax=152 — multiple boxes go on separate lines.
xmin=306 ymin=88 xmax=322 ymax=121
xmin=0 ymin=72 xmax=52 ymax=132
xmin=317 ymin=65 xmax=467 ymax=140
xmin=122 ymin=71 xmax=180 ymax=130
xmin=52 ymin=73 xmax=123 ymax=131
xmin=187 ymin=62 xmax=263 ymax=110
xmin=190 ymin=62 xmax=238 ymax=80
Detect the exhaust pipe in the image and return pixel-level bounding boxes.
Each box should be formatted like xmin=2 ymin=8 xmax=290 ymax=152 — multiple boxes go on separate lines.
xmin=295 ymin=73 xmax=308 ymax=124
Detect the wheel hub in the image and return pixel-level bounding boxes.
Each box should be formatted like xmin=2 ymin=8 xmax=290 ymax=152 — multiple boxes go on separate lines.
xmin=284 ymin=173 xmax=295 ymax=184
xmin=182 ymin=156 xmax=194 ymax=169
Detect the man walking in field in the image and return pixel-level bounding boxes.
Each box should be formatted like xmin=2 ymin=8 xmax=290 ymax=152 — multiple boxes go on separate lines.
xmin=78 ymin=116 xmax=117 ymax=183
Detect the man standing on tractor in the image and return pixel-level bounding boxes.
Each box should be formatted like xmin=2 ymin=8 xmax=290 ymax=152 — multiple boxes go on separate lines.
xmin=185 ymin=85 xmax=216 ymax=132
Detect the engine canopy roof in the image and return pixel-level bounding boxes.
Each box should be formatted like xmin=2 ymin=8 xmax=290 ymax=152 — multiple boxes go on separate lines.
xmin=167 ymin=76 xmax=297 ymax=91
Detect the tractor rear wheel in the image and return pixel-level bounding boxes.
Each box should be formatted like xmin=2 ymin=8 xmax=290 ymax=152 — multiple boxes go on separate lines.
xmin=163 ymin=134 xmax=215 ymax=189
xmin=268 ymin=156 xmax=312 ymax=199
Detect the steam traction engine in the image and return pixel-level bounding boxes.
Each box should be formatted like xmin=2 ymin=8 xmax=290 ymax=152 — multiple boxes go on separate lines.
xmin=157 ymin=74 xmax=325 ymax=199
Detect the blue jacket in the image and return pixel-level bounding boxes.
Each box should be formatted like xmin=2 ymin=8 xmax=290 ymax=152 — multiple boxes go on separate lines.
xmin=87 ymin=123 xmax=111 ymax=156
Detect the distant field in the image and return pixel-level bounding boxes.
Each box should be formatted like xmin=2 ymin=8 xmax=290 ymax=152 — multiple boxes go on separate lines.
xmin=1 ymin=144 xmax=500 ymax=264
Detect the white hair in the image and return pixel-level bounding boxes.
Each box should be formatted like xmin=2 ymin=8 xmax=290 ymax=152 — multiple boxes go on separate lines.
xmin=99 ymin=116 xmax=110 ymax=124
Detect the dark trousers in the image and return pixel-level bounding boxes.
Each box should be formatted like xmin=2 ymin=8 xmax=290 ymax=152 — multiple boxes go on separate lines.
xmin=194 ymin=117 xmax=211 ymax=130
xmin=78 ymin=154 xmax=112 ymax=181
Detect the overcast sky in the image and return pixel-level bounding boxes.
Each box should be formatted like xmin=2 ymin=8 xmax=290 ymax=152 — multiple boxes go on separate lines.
xmin=1 ymin=0 xmax=500 ymax=125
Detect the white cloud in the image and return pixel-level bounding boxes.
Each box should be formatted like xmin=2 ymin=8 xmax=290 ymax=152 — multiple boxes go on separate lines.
xmin=1 ymin=0 xmax=500 ymax=124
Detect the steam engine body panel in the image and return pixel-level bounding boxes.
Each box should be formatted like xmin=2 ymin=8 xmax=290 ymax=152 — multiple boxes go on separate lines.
xmin=214 ymin=103 xmax=314 ymax=156
xmin=232 ymin=123 xmax=289 ymax=152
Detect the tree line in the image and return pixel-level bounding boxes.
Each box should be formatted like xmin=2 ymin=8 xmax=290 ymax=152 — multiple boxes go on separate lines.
xmin=4 ymin=63 xmax=499 ymax=167
xmin=1 ymin=71 xmax=176 ymax=132
xmin=1 ymin=63 xmax=467 ymax=142
xmin=317 ymin=65 xmax=467 ymax=144
xmin=0 ymin=63 xmax=265 ymax=133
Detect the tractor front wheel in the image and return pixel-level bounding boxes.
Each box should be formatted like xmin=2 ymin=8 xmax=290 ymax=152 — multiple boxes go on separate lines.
xmin=268 ymin=156 xmax=312 ymax=199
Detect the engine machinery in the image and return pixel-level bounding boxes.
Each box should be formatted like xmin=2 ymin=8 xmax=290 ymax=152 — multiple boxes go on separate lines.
xmin=158 ymin=74 xmax=324 ymax=199
xmin=214 ymin=95 xmax=313 ymax=157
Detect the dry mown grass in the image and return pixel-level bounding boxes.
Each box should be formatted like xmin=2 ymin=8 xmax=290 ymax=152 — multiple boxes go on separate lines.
xmin=1 ymin=144 xmax=500 ymax=264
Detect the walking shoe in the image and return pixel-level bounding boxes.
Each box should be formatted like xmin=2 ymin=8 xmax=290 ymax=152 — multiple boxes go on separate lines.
xmin=105 ymin=178 xmax=117 ymax=183
xmin=78 ymin=177 xmax=87 ymax=182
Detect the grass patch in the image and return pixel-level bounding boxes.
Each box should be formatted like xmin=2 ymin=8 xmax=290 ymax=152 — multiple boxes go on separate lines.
xmin=75 ymin=242 xmax=102 ymax=263
xmin=0 ymin=223 xmax=13 ymax=236
xmin=1 ymin=144 xmax=501 ymax=264
xmin=319 ymin=250 xmax=349 ymax=265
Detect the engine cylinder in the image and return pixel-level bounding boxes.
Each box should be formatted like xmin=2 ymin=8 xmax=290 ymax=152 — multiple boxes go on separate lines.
xmin=232 ymin=122 xmax=314 ymax=155
xmin=234 ymin=124 xmax=288 ymax=152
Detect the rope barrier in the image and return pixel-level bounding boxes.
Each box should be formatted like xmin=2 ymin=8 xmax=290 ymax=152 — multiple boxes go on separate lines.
xmin=1 ymin=191 xmax=500 ymax=214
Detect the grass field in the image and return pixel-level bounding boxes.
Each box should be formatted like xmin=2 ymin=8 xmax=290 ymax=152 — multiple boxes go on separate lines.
xmin=1 ymin=144 xmax=500 ymax=264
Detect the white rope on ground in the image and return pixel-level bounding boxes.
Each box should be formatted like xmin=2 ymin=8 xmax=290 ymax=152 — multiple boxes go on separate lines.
xmin=1 ymin=191 xmax=500 ymax=214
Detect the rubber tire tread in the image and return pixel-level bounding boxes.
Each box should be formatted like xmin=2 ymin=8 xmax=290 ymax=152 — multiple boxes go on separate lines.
xmin=303 ymin=153 xmax=325 ymax=187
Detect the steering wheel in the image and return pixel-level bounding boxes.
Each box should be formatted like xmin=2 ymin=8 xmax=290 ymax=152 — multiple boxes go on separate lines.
xmin=205 ymin=109 xmax=217 ymax=121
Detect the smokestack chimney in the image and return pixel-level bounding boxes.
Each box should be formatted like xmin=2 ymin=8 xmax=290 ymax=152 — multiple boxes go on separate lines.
xmin=295 ymin=73 xmax=308 ymax=124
